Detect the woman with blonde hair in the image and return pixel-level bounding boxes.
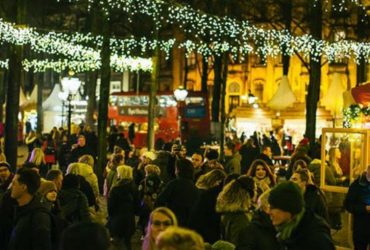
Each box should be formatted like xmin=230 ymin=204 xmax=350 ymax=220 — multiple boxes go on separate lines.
xmin=138 ymin=164 xmax=164 ymax=236
xmin=216 ymin=175 xmax=255 ymax=245
xmin=104 ymin=153 xmax=125 ymax=197
xmin=156 ymin=226 xmax=205 ymax=250
xmin=67 ymin=161 xmax=99 ymax=198
xmin=107 ymin=164 xmax=139 ymax=250
xmin=78 ymin=154 xmax=95 ymax=168
xmin=28 ymin=147 xmax=47 ymax=177
xmin=142 ymin=207 xmax=178 ymax=250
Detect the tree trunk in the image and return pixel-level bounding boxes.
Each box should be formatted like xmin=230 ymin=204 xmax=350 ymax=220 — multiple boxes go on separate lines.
xmin=356 ymin=6 xmax=367 ymax=86
xmin=305 ymin=0 xmax=322 ymax=144
xmin=0 ymin=70 xmax=7 ymax=123
xmin=201 ymin=56 xmax=208 ymax=93
xmin=5 ymin=45 xmax=22 ymax=170
xmin=148 ymin=35 xmax=160 ymax=150
xmin=97 ymin=15 xmax=111 ymax=189
xmin=220 ymin=53 xmax=228 ymax=161
xmin=36 ymin=73 xmax=44 ymax=134
xmin=86 ymin=71 xmax=98 ymax=129
xmin=282 ymin=0 xmax=292 ymax=75
xmin=212 ymin=55 xmax=222 ymax=122
xmin=5 ymin=0 xmax=26 ymax=170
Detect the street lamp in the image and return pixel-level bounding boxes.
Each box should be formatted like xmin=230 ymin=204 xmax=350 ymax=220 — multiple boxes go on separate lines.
xmin=173 ymin=86 xmax=188 ymax=143
xmin=61 ymin=77 xmax=81 ymax=138
xmin=58 ymin=90 xmax=68 ymax=127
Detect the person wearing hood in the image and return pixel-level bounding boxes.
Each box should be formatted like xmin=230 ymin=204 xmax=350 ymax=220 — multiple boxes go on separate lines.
xmin=107 ymin=165 xmax=139 ymax=250
xmin=236 ymin=190 xmax=279 ymax=250
xmin=189 ymin=169 xmax=226 ymax=244
xmin=344 ymin=165 xmax=370 ymax=250
xmin=58 ymin=174 xmax=91 ymax=225
xmin=216 ymin=175 xmax=255 ymax=245
xmin=267 ymin=181 xmax=334 ymax=250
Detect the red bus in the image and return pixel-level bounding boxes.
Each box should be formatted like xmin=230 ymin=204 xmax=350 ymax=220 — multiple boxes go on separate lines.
xmin=108 ymin=91 xmax=211 ymax=147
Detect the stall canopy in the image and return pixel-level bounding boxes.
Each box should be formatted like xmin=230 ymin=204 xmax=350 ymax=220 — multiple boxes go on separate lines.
xmin=267 ymin=75 xmax=296 ymax=110
xmin=42 ymin=84 xmax=63 ymax=111
xmin=321 ymin=73 xmax=345 ymax=116
xmin=343 ymin=82 xmax=370 ymax=108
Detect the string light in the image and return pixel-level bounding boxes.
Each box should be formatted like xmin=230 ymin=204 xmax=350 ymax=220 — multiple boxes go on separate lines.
xmin=54 ymin=0 xmax=370 ymax=62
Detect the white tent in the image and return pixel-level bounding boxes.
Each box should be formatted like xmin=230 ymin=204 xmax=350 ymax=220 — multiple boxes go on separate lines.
xmin=267 ymin=75 xmax=297 ymax=110
xmin=321 ymin=73 xmax=345 ymax=117
xmin=42 ymin=84 xmax=64 ymax=131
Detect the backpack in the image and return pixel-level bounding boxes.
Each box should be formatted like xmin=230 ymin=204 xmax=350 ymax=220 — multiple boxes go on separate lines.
xmin=30 ymin=208 xmax=67 ymax=250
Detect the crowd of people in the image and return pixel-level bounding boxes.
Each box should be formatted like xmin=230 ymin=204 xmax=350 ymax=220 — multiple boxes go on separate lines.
xmin=0 ymin=124 xmax=369 ymax=250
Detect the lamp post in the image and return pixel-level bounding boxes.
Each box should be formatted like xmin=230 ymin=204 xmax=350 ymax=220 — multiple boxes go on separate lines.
xmin=61 ymin=77 xmax=81 ymax=138
xmin=173 ymin=86 xmax=188 ymax=143
xmin=58 ymin=91 xmax=68 ymax=128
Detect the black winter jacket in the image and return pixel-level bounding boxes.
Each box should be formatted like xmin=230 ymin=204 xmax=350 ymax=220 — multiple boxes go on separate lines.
xmin=344 ymin=173 xmax=370 ymax=244
xmin=278 ymin=210 xmax=335 ymax=250
xmin=8 ymin=197 xmax=52 ymax=250
xmin=107 ymin=179 xmax=140 ymax=239
xmin=189 ymin=184 xmax=223 ymax=244
xmin=236 ymin=210 xmax=279 ymax=250
xmin=156 ymin=177 xmax=199 ymax=227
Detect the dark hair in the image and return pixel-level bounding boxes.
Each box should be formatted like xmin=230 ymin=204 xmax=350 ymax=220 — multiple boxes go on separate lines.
xmin=46 ymin=169 xmax=63 ymax=181
xmin=206 ymin=149 xmax=219 ymax=160
xmin=293 ymin=169 xmax=310 ymax=183
xmin=224 ymin=173 xmax=240 ymax=186
xmin=247 ymin=159 xmax=276 ymax=186
xmin=16 ymin=168 xmax=41 ymax=195
xmin=60 ymin=222 xmax=110 ymax=250
xmin=236 ymin=175 xmax=255 ymax=198
xmin=22 ymin=162 xmax=38 ymax=170
xmin=226 ymin=142 xmax=236 ymax=153
xmin=62 ymin=174 xmax=80 ymax=190
xmin=176 ymin=158 xmax=194 ymax=179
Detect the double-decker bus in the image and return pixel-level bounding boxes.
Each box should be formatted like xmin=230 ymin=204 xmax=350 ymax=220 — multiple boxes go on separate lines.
xmin=108 ymin=91 xmax=211 ymax=147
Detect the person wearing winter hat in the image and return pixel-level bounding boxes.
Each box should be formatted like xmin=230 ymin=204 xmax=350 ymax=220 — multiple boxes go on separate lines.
xmin=267 ymin=181 xmax=335 ymax=250
xmin=0 ymin=162 xmax=14 ymax=195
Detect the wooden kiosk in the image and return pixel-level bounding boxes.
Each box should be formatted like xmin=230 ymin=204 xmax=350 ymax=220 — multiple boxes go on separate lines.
xmin=320 ymin=128 xmax=370 ymax=249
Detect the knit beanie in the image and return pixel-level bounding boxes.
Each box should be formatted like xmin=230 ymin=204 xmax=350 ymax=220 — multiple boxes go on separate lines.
xmin=268 ymin=181 xmax=304 ymax=215
xmin=38 ymin=181 xmax=57 ymax=196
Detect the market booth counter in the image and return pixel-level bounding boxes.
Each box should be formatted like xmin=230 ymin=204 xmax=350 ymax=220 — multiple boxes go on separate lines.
xmin=320 ymin=128 xmax=370 ymax=250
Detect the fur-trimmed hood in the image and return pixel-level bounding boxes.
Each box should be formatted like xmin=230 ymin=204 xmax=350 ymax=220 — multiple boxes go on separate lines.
xmin=216 ymin=186 xmax=252 ymax=213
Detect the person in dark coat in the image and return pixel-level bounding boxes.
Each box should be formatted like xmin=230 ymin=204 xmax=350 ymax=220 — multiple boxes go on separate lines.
xmin=268 ymin=181 xmax=335 ymax=250
xmin=239 ymin=138 xmax=259 ymax=174
xmin=216 ymin=175 xmax=256 ymax=245
xmin=58 ymin=174 xmax=91 ymax=225
xmin=344 ymin=165 xmax=370 ymax=250
xmin=189 ymin=169 xmax=226 ymax=244
xmin=8 ymin=168 xmax=52 ymax=250
xmin=256 ymin=145 xmax=274 ymax=168
xmin=224 ymin=142 xmax=241 ymax=175
xmin=290 ymin=169 xmax=329 ymax=223
xmin=156 ymin=158 xmax=199 ymax=227
xmin=107 ymin=165 xmax=139 ymax=250
xmin=69 ymin=134 xmax=94 ymax=164
xmin=236 ymin=190 xmax=279 ymax=250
